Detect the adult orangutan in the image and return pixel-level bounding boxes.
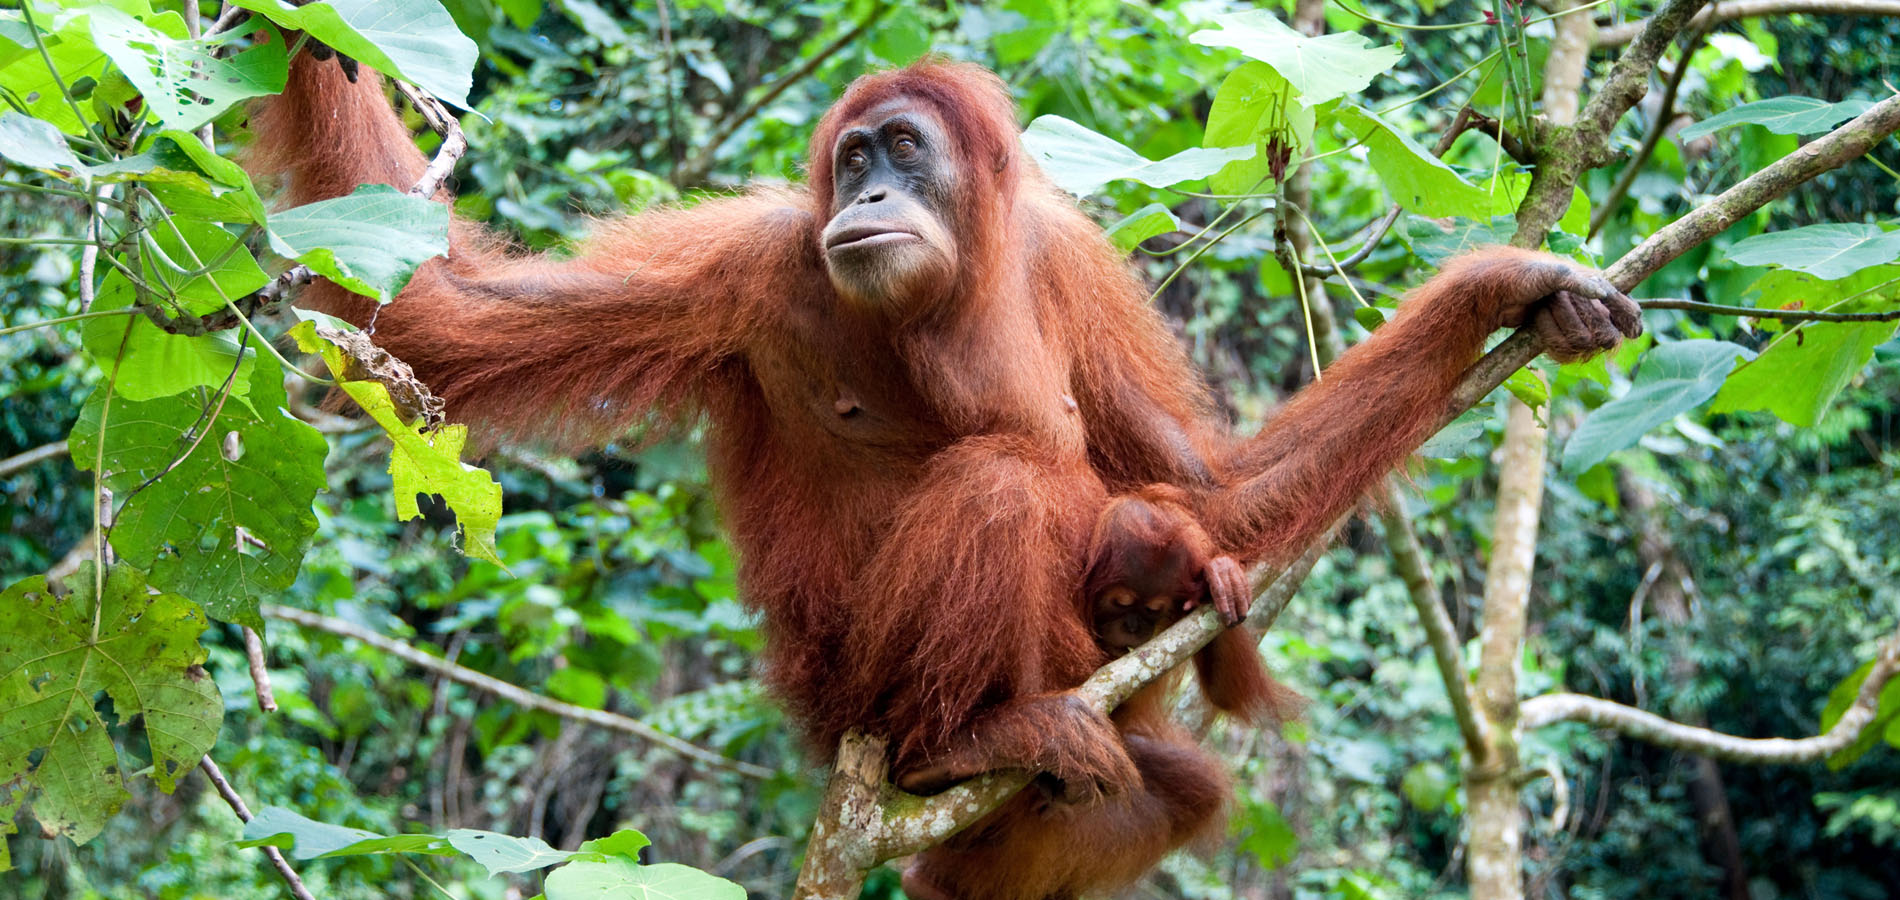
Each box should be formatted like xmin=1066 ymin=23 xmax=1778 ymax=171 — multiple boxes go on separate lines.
xmin=252 ymin=50 xmax=1638 ymax=900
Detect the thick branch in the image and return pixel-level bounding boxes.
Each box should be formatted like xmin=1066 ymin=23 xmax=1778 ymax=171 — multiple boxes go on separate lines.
xmin=1595 ymin=0 xmax=1900 ymax=46
xmin=1454 ymin=91 xmax=1900 ymax=422
xmin=1521 ymin=632 xmax=1900 ymax=764
xmin=261 ymin=604 xmax=775 ymax=779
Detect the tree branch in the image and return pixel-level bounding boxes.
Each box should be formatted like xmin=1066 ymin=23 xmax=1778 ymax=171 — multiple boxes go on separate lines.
xmin=1639 ymin=298 xmax=1900 ymax=322
xmin=200 ymin=756 xmax=319 ymax=900
xmin=0 ymin=439 xmax=69 ymax=477
xmin=1595 ymin=0 xmax=1900 ymax=47
xmin=670 ymin=8 xmax=891 ymax=188
xmin=1520 ymin=631 xmax=1900 ymax=763
xmin=260 ymin=604 xmax=776 ymax=780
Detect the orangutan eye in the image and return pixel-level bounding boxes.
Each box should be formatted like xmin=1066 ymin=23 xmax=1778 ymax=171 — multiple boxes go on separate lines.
xmin=893 ymin=137 xmax=918 ymax=157
xmin=844 ymin=150 xmax=868 ymax=170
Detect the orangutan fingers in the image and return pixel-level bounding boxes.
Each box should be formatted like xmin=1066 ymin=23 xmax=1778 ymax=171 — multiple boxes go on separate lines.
xmin=1208 ymin=555 xmax=1250 ymax=626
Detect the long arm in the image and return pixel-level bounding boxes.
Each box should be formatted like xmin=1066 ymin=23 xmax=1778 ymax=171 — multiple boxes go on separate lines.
xmin=1207 ymin=247 xmax=1641 ymax=567
xmin=250 ymin=54 xmax=820 ymax=448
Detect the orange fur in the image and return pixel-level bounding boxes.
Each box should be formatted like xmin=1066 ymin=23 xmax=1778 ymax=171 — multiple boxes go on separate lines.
xmin=250 ymin=54 xmax=1600 ymax=899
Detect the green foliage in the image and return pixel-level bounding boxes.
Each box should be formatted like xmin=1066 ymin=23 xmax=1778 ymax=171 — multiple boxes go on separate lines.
xmin=0 ymin=564 xmax=220 ymax=870
xmin=1562 ymin=340 xmax=1756 ymax=473
xmin=267 ymin=185 xmax=451 ymax=302
xmin=1018 ymin=115 xmax=1251 ymax=196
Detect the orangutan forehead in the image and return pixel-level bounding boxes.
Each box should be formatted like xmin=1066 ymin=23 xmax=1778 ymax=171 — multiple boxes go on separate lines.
xmin=848 ymin=97 xmax=947 ymax=132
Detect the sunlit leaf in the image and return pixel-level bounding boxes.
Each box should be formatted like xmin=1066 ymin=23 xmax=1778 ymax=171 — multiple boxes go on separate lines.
xmin=90 ymin=7 xmax=286 ymax=132
xmin=1724 ymin=223 xmax=1900 ymax=281
xmin=545 ymin=857 xmax=744 ymax=900
xmin=1022 ymin=115 xmax=1252 ymax=196
xmin=1103 ymin=203 xmax=1181 ymax=252
xmin=447 ymin=829 xmax=573 ymax=875
xmin=1336 ymin=105 xmax=1493 ymax=218
xmin=1711 ymin=320 xmax=1899 ymax=426
xmin=229 ymin=0 xmax=478 ymax=108
xmin=1190 ymin=11 xmax=1401 ymax=106
xmin=1203 ymin=61 xmax=1313 ymax=194
xmin=268 ymin=184 xmax=450 ymax=302
xmin=0 ymin=110 xmax=82 ymax=172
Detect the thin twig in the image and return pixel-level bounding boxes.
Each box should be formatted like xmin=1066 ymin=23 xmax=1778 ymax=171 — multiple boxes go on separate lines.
xmin=1589 ymin=30 xmax=1705 ymax=238
xmin=261 ymin=604 xmax=777 ymax=779
xmin=671 ymin=7 xmax=892 ymax=187
xmin=0 ymin=439 xmax=69 ymax=477
xmin=243 ymin=625 xmax=278 ymax=712
xmin=200 ymin=756 xmax=320 ymax=900
xmin=1639 ymin=298 xmax=1900 ymax=322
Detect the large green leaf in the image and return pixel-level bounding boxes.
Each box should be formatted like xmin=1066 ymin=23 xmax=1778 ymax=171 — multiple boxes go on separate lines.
xmin=1020 ymin=115 xmax=1252 ymax=196
xmin=0 ymin=12 xmax=113 ymax=136
xmin=1336 ymin=105 xmax=1494 ymax=218
xmin=238 ymin=807 xmax=452 ymax=859
xmin=545 ymin=857 xmax=745 ymax=900
xmin=229 ymin=0 xmax=478 ymax=108
xmin=0 ymin=110 xmax=82 ymax=172
xmin=290 ymin=320 xmax=502 ymax=564
xmin=0 ymin=564 xmax=220 ymax=869
xmin=1711 ymin=321 xmax=1899 ymax=426
xmin=1724 ymin=223 xmax=1900 ymax=281
xmin=1561 ymin=340 xmax=1755 ymax=472
xmin=1678 ymin=96 xmax=1874 ymax=141
xmin=1190 ymin=11 xmax=1401 ymax=106
xmin=267 ymin=184 xmax=450 ymax=302
xmin=96 ymin=130 xmax=269 ymax=225
xmin=89 ymin=7 xmax=286 ymax=132
xmin=1202 ymin=61 xmax=1313 ymax=194
xmin=68 ymin=356 xmax=328 ymax=628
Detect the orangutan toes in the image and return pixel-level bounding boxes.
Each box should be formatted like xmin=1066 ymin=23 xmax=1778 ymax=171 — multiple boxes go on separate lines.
xmin=1533 ymin=288 xmax=1643 ymax=362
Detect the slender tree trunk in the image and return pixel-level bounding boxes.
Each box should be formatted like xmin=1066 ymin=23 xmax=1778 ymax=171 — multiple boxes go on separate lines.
xmin=1617 ymin=470 xmax=1750 ymax=900
xmin=1466 ymin=7 xmax=1598 ymax=897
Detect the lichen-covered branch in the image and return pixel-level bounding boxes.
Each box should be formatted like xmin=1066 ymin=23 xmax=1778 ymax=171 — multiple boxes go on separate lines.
xmin=1594 ymin=0 xmax=1900 ymax=46
xmin=1520 ymin=632 xmax=1900 ymax=764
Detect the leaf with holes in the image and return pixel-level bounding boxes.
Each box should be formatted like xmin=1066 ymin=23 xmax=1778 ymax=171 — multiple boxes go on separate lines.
xmin=448 ymin=829 xmax=573 ymax=875
xmin=229 ymin=0 xmax=478 ymax=108
xmin=90 ymin=8 xmax=287 ymax=132
xmin=268 ymin=185 xmax=450 ymax=302
xmin=1021 ymin=116 xmax=1252 ymax=197
xmin=290 ymin=321 xmax=502 ymax=564
xmin=1678 ymin=96 xmax=1874 ymax=141
xmin=0 ymin=564 xmax=220 ymax=870
xmin=1560 ymin=340 xmax=1755 ymax=472
xmin=67 ymin=355 xmax=328 ymax=629
xmin=1190 ymin=12 xmax=1400 ymax=106
xmin=1724 ymin=223 xmax=1900 ymax=281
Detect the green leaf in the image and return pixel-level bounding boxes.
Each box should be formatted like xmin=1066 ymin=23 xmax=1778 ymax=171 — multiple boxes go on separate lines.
xmin=68 ymin=355 xmax=328 ymax=628
xmin=1203 ymin=61 xmax=1314 ymax=195
xmin=1560 ymin=340 xmax=1755 ymax=472
xmin=1816 ymin=661 xmax=1900 ymax=768
xmin=545 ymin=858 xmax=744 ymax=900
xmin=1190 ymin=11 xmax=1401 ymax=106
xmin=290 ymin=321 xmax=503 ymax=563
xmin=1503 ymin=368 xmax=1548 ymax=410
xmin=0 ymin=565 xmax=221 ymax=866
xmin=577 ymin=828 xmax=651 ymax=859
xmin=1397 ymin=215 xmax=1516 ymax=266
xmin=1336 ymin=105 xmax=1493 ymax=218
xmin=268 ymin=184 xmax=450 ymax=302
xmin=1677 ymin=96 xmax=1875 ymax=141
xmin=0 ymin=110 xmax=82 ymax=172
xmin=1103 ymin=203 xmax=1181 ymax=252
xmin=1401 ymin=761 xmax=1452 ymax=812
xmin=1021 ymin=115 xmax=1253 ymax=197
xmin=229 ymin=0 xmax=479 ymax=109
xmin=90 ymin=7 xmax=287 ymax=132
xmin=236 ymin=808 xmax=453 ymax=859
xmin=448 ymin=829 xmax=573 ymax=875
xmin=1724 ymin=224 xmax=1900 ymax=281
xmin=97 ymin=130 xmax=269 ymax=225
xmin=1417 ymin=405 xmax=1486 ymax=459
xmin=1710 ymin=321 xmax=1900 ymax=426
xmin=0 ymin=13 xmax=113 ymax=136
